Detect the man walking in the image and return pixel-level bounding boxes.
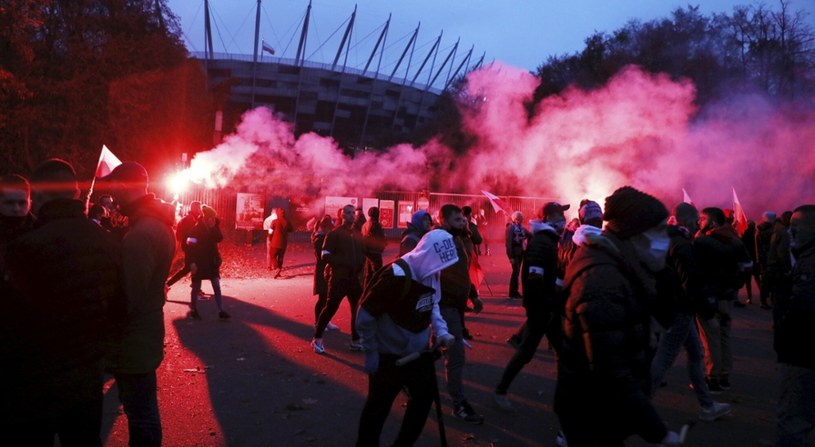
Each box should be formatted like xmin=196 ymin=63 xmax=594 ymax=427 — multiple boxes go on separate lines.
xmin=437 ymin=204 xmax=484 ymax=424
xmin=312 ymin=204 xmax=366 ymax=354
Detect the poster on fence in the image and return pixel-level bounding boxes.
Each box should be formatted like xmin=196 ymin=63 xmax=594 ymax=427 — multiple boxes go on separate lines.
xmin=324 ymin=196 xmax=358 ymax=219
xmin=379 ymin=200 xmax=395 ymax=229
xmin=397 ymin=201 xmax=414 ymax=229
xmin=235 ymin=193 xmax=265 ymax=230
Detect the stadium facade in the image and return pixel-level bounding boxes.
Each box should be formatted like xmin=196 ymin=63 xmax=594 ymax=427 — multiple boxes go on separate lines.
xmin=191 ymin=0 xmax=484 ymax=150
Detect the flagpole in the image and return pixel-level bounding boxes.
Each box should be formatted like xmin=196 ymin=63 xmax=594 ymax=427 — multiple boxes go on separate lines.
xmin=84 ymin=175 xmax=97 ymax=214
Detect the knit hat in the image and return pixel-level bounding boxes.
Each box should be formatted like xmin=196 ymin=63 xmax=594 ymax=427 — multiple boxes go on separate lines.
xmin=578 ymin=200 xmax=603 ymax=224
xmin=603 ymin=186 xmax=668 ymax=239
xmin=201 ymin=205 xmax=217 ymax=219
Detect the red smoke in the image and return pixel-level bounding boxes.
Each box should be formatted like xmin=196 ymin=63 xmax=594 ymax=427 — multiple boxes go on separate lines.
xmin=180 ymin=63 xmax=814 ymax=219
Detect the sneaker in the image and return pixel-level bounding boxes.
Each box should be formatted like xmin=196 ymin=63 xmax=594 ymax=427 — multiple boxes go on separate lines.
xmin=706 ymin=377 xmax=723 ymax=394
xmin=719 ymin=375 xmax=731 ymax=390
xmin=326 ymin=321 xmax=340 ymax=331
xmin=507 ymin=334 xmax=521 ymax=350
xmin=349 ymin=340 xmax=363 ymax=351
xmin=452 ymin=400 xmax=484 ymax=424
xmin=218 ymin=311 xmax=231 ymax=320
xmin=699 ymin=401 xmax=732 ymax=422
xmin=493 ymin=392 xmax=513 ymax=411
xmin=746 ymin=298 xmax=753 ymax=304
xmin=311 ymin=338 xmax=325 ymax=354
xmin=274 ymin=268 xmax=282 ymax=279
xmin=187 ymin=309 xmax=201 ymax=320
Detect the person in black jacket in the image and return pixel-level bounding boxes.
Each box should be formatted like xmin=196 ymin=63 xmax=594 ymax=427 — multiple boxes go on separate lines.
xmin=556 ymin=186 xmax=683 ymax=446
xmin=739 ymin=220 xmax=761 ymax=305
xmin=3 ymin=159 xmax=121 ymax=446
xmin=186 ymin=205 xmax=229 ymax=320
xmin=649 ymin=203 xmax=731 ymax=421
xmin=493 ymin=201 xmax=567 ymax=411
xmin=774 ymin=204 xmax=815 ymax=446
xmin=312 ymin=204 xmax=366 ymax=354
xmin=166 ymin=201 xmax=202 ymax=289
xmin=361 ymin=206 xmax=387 ymax=289
xmin=694 ymin=207 xmax=752 ymax=392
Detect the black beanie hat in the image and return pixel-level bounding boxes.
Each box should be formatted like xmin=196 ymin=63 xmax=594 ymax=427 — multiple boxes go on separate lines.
xmin=603 ymin=186 xmax=668 ymax=239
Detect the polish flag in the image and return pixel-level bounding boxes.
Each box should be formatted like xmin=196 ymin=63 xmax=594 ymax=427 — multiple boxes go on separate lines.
xmin=95 ymin=145 xmax=122 ymax=178
xmin=682 ymin=188 xmax=695 ymax=206
xmin=732 ymin=187 xmax=748 ymax=236
xmin=481 ymin=190 xmax=509 ymax=214
xmin=262 ymin=40 xmax=275 ymax=55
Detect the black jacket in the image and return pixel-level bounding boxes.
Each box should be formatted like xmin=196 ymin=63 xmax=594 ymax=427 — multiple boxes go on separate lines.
xmin=774 ymin=239 xmax=815 ymax=369
xmin=5 ymin=199 xmax=121 ymax=378
xmin=322 ymin=223 xmax=365 ymax=280
xmin=188 ymin=219 xmax=224 ymax=280
xmin=694 ymin=226 xmax=751 ymax=299
xmin=521 ymin=225 xmax=561 ymax=314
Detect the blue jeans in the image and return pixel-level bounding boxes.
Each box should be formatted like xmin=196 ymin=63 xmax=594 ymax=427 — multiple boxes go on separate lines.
xmin=115 ymin=371 xmax=161 ymax=447
xmin=776 ymin=363 xmax=815 ymax=446
xmin=191 ymin=276 xmax=224 ymax=312
xmin=650 ymin=313 xmax=713 ymax=408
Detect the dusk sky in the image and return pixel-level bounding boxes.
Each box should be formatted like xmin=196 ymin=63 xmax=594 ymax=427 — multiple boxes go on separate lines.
xmin=167 ymin=0 xmax=815 ymax=72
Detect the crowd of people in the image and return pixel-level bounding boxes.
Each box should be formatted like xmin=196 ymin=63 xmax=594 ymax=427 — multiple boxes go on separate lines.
xmin=1 ymin=157 xmax=813 ymax=446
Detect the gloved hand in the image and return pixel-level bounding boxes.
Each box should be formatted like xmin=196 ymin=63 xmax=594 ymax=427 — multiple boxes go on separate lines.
xmin=363 ymin=351 xmax=379 ymax=374
xmin=659 ymin=430 xmax=681 ymax=446
xmin=470 ymin=297 xmax=484 ymax=314
xmin=437 ymin=333 xmax=456 ymax=348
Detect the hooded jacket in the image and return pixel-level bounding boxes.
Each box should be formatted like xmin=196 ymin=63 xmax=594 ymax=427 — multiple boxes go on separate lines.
xmin=399 ymin=210 xmax=430 ymax=256
xmin=112 ymin=194 xmax=176 ymax=374
xmin=357 ymin=229 xmax=458 ymax=356
xmin=556 ymin=232 xmax=668 ymax=444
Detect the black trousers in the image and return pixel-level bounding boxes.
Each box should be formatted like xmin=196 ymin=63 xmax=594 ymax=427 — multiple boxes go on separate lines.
xmin=356 ymin=353 xmax=437 ymax=447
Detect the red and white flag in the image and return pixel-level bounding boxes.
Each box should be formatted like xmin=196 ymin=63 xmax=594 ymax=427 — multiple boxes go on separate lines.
xmin=732 ymin=187 xmax=748 ymax=236
xmin=95 ymin=145 xmax=122 ymax=178
xmin=262 ymin=39 xmax=276 ymax=55
xmin=481 ymin=190 xmax=509 ymax=214
xmin=682 ymin=188 xmax=695 ymax=206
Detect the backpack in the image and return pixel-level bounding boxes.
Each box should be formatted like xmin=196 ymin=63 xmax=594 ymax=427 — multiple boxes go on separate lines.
xmin=360 ymin=259 xmax=435 ymax=333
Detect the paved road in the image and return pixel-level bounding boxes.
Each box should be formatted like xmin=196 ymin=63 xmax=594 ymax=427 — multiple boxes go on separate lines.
xmin=99 ymin=241 xmax=781 ymax=447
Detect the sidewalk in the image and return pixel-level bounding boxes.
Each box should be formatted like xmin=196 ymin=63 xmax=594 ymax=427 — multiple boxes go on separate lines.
xmin=99 ymin=240 xmax=781 ymax=446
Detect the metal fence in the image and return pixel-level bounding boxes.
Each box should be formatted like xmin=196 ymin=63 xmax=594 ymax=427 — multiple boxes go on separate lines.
xmin=165 ymin=185 xmax=560 ymax=243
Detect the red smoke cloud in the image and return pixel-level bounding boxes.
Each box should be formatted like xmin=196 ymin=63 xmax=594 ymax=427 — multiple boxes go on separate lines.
xmin=180 ymin=63 xmax=814 ymax=219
